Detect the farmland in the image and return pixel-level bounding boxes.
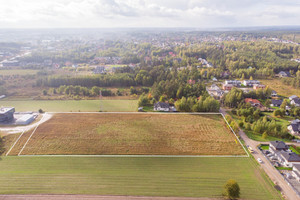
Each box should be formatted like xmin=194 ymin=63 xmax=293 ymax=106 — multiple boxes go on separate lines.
xmin=0 ymin=100 xmax=137 ymax=112
xmin=0 ymin=156 xmax=281 ymax=200
xmin=0 ymin=69 xmax=38 ymax=76
xmin=8 ymin=113 xmax=245 ymax=156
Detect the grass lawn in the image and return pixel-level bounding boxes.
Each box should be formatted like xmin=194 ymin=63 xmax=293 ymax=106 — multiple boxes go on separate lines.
xmin=0 ymin=100 xmax=137 ymax=112
xmin=0 ymin=69 xmax=38 ymax=76
xmin=262 ymin=112 xmax=293 ymax=128
xmin=260 ymin=79 xmax=300 ymax=97
xmin=290 ymin=146 xmax=300 ymax=155
xmin=9 ymin=113 xmax=245 ymax=155
xmin=260 ymin=144 xmax=269 ymax=150
xmin=0 ymin=156 xmax=281 ymax=200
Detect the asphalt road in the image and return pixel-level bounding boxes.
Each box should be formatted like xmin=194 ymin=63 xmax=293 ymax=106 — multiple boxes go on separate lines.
xmin=220 ymin=108 xmax=299 ymax=200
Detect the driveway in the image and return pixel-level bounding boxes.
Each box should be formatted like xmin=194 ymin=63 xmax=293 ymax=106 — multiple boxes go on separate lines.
xmin=220 ymin=108 xmax=299 ymax=200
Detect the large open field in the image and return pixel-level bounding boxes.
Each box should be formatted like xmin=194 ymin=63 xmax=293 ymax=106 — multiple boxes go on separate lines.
xmin=0 ymin=156 xmax=281 ymax=199
xmin=0 ymin=69 xmax=38 ymax=75
xmin=9 ymin=113 xmax=245 ymax=155
xmin=260 ymin=79 xmax=300 ymax=97
xmin=0 ymin=100 xmax=137 ymax=112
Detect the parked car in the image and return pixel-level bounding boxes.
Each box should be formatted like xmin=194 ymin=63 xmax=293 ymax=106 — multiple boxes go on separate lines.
xmin=257 ymin=158 xmax=263 ymax=163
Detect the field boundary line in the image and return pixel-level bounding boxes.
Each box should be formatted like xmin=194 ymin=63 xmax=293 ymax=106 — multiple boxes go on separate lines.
xmin=17 ymin=154 xmax=249 ymax=158
xmin=5 ymin=130 xmax=24 ymax=156
xmin=47 ymin=112 xmax=221 ymax=115
xmin=220 ymin=113 xmax=250 ymax=157
xmin=17 ymin=114 xmax=46 ymax=156
xmin=16 ymin=112 xmax=248 ymax=157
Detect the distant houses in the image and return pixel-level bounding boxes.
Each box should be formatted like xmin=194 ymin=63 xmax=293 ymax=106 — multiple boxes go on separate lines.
xmin=243 ymin=80 xmax=260 ymax=86
xmin=245 ymin=98 xmax=263 ymax=108
xmin=253 ymin=84 xmax=266 ymax=90
xmin=271 ymin=90 xmax=278 ymax=98
xmin=222 ymin=84 xmax=233 ymax=91
xmin=224 ymin=80 xmax=241 ymax=87
xmin=154 ymin=102 xmax=176 ymax=112
xmin=290 ymin=96 xmax=300 ymax=107
xmin=207 ymin=84 xmax=224 ymax=99
xmin=277 ymin=71 xmax=291 ymax=78
xmin=271 ymin=99 xmax=283 ymax=107
xmin=288 ymin=119 xmax=300 ymax=136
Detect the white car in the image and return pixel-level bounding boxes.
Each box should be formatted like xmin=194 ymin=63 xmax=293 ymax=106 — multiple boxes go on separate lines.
xmin=257 ymin=158 xmax=263 ymax=163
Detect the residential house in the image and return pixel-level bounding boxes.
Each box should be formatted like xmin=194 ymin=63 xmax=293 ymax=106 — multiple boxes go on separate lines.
xmin=277 ymin=71 xmax=291 ymax=78
xmin=244 ymin=98 xmax=263 ymax=108
xmin=277 ymin=152 xmax=300 ymax=167
xmin=292 ymin=164 xmax=300 ymax=182
xmin=253 ymin=84 xmax=266 ymax=90
xmin=289 ymin=95 xmax=299 ymax=101
xmin=222 ymin=84 xmax=234 ymax=91
xmin=291 ymin=97 xmax=300 ymax=107
xmin=154 ymin=102 xmax=176 ymax=112
xmin=243 ymin=80 xmax=260 ymax=87
xmin=269 ymin=141 xmax=289 ymax=153
xmin=288 ymin=119 xmax=300 ymax=136
xmin=225 ymin=80 xmax=241 ymax=86
xmin=271 ymin=90 xmax=278 ymax=97
xmin=271 ymin=99 xmax=283 ymax=107
xmin=207 ymin=84 xmax=224 ymax=99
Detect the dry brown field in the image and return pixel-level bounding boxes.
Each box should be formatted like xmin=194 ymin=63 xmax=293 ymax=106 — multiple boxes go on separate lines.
xmin=10 ymin=113 xmax=245 ymax=155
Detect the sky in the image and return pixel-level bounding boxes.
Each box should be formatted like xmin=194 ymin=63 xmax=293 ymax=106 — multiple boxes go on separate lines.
xmin=0 ymin=0 xmax=299 ymax=28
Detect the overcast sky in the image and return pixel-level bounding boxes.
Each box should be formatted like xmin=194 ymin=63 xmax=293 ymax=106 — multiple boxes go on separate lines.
xmin=0 ymin=0 xmax=299 ymax=28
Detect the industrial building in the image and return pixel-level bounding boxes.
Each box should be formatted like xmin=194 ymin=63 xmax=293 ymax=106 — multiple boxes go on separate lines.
xmin=0 ymin=107 xmax=15 ymax=122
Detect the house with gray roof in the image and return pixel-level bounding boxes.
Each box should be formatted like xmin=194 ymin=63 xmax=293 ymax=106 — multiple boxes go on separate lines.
xmin=292 ymin=164 xmax=300 ymax=182
xmin=271 ymin=99 xmax=283 ymax=107
xmin=269 ymin=141 xmax=289 ymax=153
xmin=277 ymin=152 xmax=300 ymax=167
xmin=288 ymin=119 xmax=300 ymax=136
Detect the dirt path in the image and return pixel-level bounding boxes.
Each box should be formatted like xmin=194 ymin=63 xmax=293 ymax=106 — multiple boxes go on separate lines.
xmin=220 ymin=108 xmax=299 ymax=200
xmin=0 ymin=195 xmax=219 ymax=200
xmin=0 ymin=113 xmax=53 ymax=134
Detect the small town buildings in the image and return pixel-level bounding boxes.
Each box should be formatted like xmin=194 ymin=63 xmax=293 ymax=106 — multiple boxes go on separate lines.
xmin=289 ymin=95 xmax=299 ymax=101
xmin=253 ymin=84 xmax=266 ymax=90
xmin=271 ymin=99 xmax=283 ymax=107
xmin=225 ymin=80 xmax=241 ymax=86
xmin=271 ymin=90 xmax=278 ymax=97
xmin=154 ymin=102 xmax=176 ymax=112
xmin=292 ymin=164 xmax=300 ymax=182
xmin=243 ymin=80 xmax=260 ymax=86
xmin=288 ymin=119 xmax=300 ymax=136
xmin=222 ymin=84 xmax=234 ymax=91
xmin=269 ymin=141 xmax=289 ymax=153
xmin=0 ymin=107 xmax=15 ymax=122
xmin=277 ymin=71 xmax=291 ymax=78
xmin=277 ymin=152 xmax=300 ymax=167
xmin=291 ymin=97 xmax=300 ymax=107
xmin=244 ymin=98 xmax=263 ymax=108
xmin=207 ymin=84 xmax=224 ymax=99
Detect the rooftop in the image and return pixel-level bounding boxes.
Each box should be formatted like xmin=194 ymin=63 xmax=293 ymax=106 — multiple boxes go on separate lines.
xmin=270 ymin=141 xmax=288 ymax=149
xmin=0 ymin=107 xmax=15 ymax=114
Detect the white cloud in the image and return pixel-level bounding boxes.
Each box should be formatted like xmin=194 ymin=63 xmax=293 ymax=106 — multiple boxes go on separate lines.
xmin=0 ymin=0 xmax=299 ymax=28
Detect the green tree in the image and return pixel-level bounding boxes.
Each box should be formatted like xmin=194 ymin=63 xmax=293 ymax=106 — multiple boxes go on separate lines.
xmin=223 ymin=179 xmax=240 ymax=199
